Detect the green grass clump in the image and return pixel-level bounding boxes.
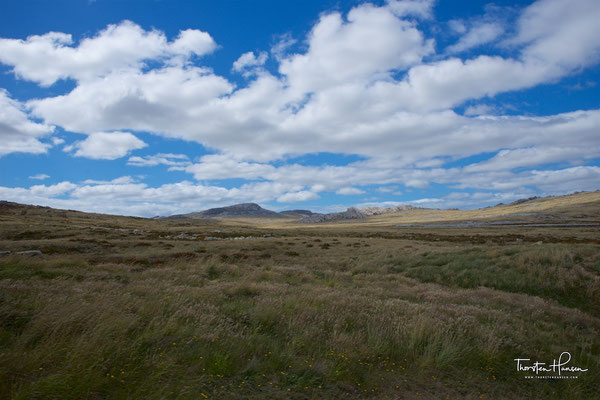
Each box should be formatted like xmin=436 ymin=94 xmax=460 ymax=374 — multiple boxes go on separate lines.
xmin=388 ymin=245 xmax=600 ymax=316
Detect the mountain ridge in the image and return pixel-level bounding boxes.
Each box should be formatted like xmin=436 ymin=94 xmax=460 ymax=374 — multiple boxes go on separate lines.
xmin=2 ymin=190 xmax=599 ymax=222
xmin=158 ymin=202 xmax=423 ymax=221
xmin=161 ymin=203 xmax=285 ymax=219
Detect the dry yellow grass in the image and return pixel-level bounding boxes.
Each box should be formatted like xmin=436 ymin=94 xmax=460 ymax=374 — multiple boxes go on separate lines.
xmin=0 ymin=194 xmax=599 ymax=399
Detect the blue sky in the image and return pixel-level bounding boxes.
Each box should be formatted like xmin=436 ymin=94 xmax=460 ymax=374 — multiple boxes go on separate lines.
xmin=0 ymin=0 xmax=598 ymax=217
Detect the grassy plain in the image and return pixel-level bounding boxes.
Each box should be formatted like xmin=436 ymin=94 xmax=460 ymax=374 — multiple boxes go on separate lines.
xmin=1 ymin=193 xmax=599 ymax=399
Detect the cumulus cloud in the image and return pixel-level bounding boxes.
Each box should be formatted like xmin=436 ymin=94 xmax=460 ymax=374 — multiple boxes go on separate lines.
xmin=512 ymin=0 xmax=600 ymax=70
xmin=30 ymin=181 xmax=77 ymax=197
xmin=2 ymin=163 xmax=596 ymax=216
xmin=64 ymin=131 xmax=147 ymax=160
xmin=0 ymin=21 xmax=216 ymax=86
xmin=277 ymin=190 xmax=320 ymax=203
xmin=168 ymin=29 xmax=217 ymax=59
xmin=452 ymin=166 xmax=600 ymax=192
xmin=10 ymin=1 xmax=598 ymax=164
xmin=0 ymin=89 xmax=54 ymax=157
xmin=28 ymin=65 xmax=233 ymax=137
xmin=279 ymin=3 xmax=434 ymax=94
xmin=185 ymin=154 xmax=276 ymax=180
xmin=22 ymin=1 xmax=598 ymax=164
xmin=336 ymin=187 xmax=366 ymax=195
xmin=82 ymin=176 xmax=137 ymax=185
xmin=465 ymin=146 xmax=599 ymax=172
xmin=0 ymin=0 xmax=598 ymax=212
xmin=127 ymin=153 xmax=190 ymax=167
xmin=232 ymin=51 xmax=268 ymax=73
xmin=0 ymin=178 xmax=319 ymax=216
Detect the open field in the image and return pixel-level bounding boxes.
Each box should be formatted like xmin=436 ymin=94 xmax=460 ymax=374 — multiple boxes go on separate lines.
xmin=1 ymin=194 xmax=600 ymax=399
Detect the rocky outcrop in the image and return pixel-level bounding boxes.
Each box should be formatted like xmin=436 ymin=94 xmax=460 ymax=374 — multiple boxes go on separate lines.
xmin=509 ymin=196 xmax=541 ymax=206
xmin=300 ymin=207 xmax=365 ymax=223
xmin=299 ymin=204 xmax=420 ymax=223
xmin=16 ymin=250 xmax=43 ymax=256
xmin=359 ymin=205 xmax=418 ymax=216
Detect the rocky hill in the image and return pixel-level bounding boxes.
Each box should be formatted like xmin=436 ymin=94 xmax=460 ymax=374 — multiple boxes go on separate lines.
xmin=300 ymin=207 xmax=365 ymax=223
xmin=299 ymin=205 xmax=425 ymax=223
xmin=163 ymin=203 xmax=285 ymax=219
xmin=360 ymin=205 xmax=419 ymax=216
xmin=278 ymin=209 xmax=315 ymax=218
xmin=162 ymin=203 xmax=422 ymax=222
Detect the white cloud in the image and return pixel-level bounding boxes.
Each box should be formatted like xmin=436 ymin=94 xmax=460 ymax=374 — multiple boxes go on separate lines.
xmin=513 ymin=0 xmax=600 ymax=70
xmin=178 ymin=105 xmax=600 ymax=191
xmin=15 ymin=1 xmax=600 ymax=165
xmin=453 ymin=166 xmax=600 ymax=192
xmin=127 ymin=153 xmax=190 ymax=167
xmin=376 ymin=186 xmax=400 ymax=193
xmin=0 ymin=0 xmax=598 ymax=212
xmin=232 ymin=51 xmax=268 ymax=73
xmin=65 ymin=131 xmax=147 ymax=160
xmin=30 ymin=181 xmax=77 ymax=197
xmin=270 ymin=33 xmax=296 ymax=61
xmin=168 ymin=29 xmax=217 ymax=59
xmin=0 ymin=161 xmax=597 ymax=216
xmin=336 ymin=187 xmax=365 ymax=195
xmin=463 ymin=104 xmax=497 ymax=116
xmin=0 ymin=20 xmax=216 ymax=86
xmin=0 ymin=178 xmax=318 ymax=216
xmin=0 ymin=89 xmax=54 ymax=157
xmin=386 ymin=0 xmax=434 ymax=19
xmin=465 ymin=146 xmax=599 ymax=172
xmin=277 ymin=190 xmax=320 ymax=203
xmin=28 ymin=65 xmax=234 ymax=139
xmin=82 ymin=176 xmax=137 ymax=185
xmin=384 ymin=56 xmax=553 ymax=112
xmin=446 ymin=22 xmax=504 ymax=54
xmin=185 ymin=154 xmax=276 ymax=180
xmin=278 ymin=3 xmax=434 ymax=94
xmin=29 ymin=174 xmax=50 ymax=180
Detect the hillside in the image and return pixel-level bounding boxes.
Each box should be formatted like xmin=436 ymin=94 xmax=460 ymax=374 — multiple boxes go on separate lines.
xmin=162 ymin=203 xmax=285 ymax=219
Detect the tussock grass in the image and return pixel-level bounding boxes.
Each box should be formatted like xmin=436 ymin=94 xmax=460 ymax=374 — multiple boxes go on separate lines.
xmin=386 ymin=245 xmax=600 ymax=316
xmin=1 ymin=200 xmax=600 ymax=398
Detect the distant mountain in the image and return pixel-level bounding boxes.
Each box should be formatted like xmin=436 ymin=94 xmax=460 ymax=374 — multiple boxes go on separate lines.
xmin=163 ymin=203 xmax=285 ymax=219
xmin=278 ymin=209 xmax=316 ymax=218
xmin=3 ymin=190 xmax=599 ymax=222
xmin=300 ymin=207 xmax=365 ymax=223
xmin=161 ymin=203 xmax=423 ymax=221
xmin=157 ymin=192 xmax=600 ymax=222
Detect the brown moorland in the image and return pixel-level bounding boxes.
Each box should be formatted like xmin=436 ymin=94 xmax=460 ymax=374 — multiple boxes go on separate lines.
xmin=0 ymin=191 xmax=599 ymax=399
